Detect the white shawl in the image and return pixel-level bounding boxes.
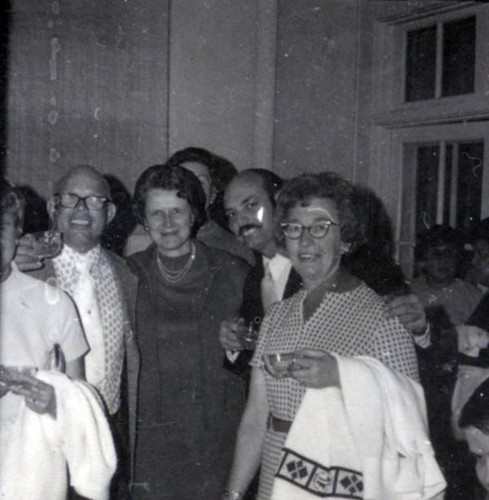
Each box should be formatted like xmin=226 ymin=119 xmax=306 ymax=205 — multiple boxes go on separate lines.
xmin=271 ymin=355 xmax=446 ymax=500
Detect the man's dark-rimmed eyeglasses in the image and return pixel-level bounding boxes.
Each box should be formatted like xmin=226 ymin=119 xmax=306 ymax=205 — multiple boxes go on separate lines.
xmin=54 ymin=193 xmax=109 ymax=211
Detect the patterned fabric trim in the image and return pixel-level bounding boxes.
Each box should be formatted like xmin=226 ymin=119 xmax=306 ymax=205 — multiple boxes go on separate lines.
xmin=276 ymin=448 xmax=363 ymax=498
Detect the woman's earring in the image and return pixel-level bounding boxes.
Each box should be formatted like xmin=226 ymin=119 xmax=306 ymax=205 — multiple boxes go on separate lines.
xmin=340 ymin=242 xmax=351 ymax=255
xmin=143 ymin=223 xmax=149 ymax=232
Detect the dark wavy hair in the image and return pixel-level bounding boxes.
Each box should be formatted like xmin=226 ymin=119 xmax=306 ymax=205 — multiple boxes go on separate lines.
xmin=274 ymin=172 xmax=362 ymax=251
xmin=1 ymin=177 xmax=25 ymax=235
xmin=168 ymin=147 xmax=239 ymax=228
xmin=133 ymin=164 xmax=207 ymax=236
xmin=168 ymin=147 xmax=237 ymax=193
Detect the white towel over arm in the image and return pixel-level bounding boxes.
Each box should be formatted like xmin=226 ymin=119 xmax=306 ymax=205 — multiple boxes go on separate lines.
xmin=0 ymin=371 xmax=117 ymax=500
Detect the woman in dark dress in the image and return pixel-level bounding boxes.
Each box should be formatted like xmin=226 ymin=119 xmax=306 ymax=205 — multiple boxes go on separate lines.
xmin=127 ymin=164 xmax=249 ymax=499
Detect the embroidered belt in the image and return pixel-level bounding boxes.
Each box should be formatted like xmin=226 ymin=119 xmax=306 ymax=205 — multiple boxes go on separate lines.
xmin=269 ymin=414 xmax=292 ymax=433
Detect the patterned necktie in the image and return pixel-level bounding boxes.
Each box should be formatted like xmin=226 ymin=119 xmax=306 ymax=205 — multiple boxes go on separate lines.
xmin=73 ymin=256 xmax=106 ymax=386
xmin=261 ymin=260 xmax=279 ymax=313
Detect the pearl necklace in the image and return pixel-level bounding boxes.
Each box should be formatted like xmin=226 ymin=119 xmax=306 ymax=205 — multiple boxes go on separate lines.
xmin=156 ymin=242 xmax=196 ymax=283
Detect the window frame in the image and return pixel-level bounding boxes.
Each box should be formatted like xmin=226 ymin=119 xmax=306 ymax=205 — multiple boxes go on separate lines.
xmin=403 ymin=15 xmax=477 ymax=103
xmin=393 ymin=123 xmax=489 ymax=279
xmin=371 ymin=2 xmax=489 ymax=128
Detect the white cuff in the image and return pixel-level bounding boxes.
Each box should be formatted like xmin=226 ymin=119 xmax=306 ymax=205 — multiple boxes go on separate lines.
xmin=226 ymin=350 xmax=240 ymax=363
xmin=413 ymin=323 xmax=431 ymax=349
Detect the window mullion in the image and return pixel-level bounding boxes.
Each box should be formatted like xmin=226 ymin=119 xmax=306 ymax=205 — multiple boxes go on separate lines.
xmin=437 ymin=140 xmax=446 ymax=224
xmin=449 ymin=142 xmax=459 ymax=227
xmin=435 ymin=21 xmax=443 ymax=99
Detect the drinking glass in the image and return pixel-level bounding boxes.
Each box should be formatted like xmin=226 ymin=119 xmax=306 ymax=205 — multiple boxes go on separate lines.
xmin=263 ymin=352 xmax=296 ymax=378
xmin=31 ymin=230 xmax=63 ymax=259
xmin=236 ymin=320 xmax=259 ymax=350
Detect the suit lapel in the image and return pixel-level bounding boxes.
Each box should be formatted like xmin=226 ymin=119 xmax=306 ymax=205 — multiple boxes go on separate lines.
xmin=283 ymin=267 xmax=303 ymax=299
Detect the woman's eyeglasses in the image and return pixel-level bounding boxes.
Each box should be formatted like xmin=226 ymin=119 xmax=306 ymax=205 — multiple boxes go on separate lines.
xmin=54 ymin=193 xmax=109 ymax=211
xmin=281 ymin=220 xmax=338 ymax=240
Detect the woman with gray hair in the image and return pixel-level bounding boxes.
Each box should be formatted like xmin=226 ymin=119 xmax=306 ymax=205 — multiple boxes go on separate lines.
xmin=223 ymin=172 xmax=422 ymax=500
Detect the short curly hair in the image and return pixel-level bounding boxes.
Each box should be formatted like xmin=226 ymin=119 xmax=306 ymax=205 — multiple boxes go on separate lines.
xmin=1 ymin=177 xmax=24 ymax=236
xmin=133 ymin=163 xmax=207 ymax=236
xmin=274 ymin=172 xmax=363 ymax=251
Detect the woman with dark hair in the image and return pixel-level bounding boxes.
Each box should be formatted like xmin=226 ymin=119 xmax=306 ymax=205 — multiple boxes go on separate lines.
xmin=127 ymin=164 xmax=250 ymax=499
xmin=223 ymin=172 xmax=422 ymax=500
xmin=125 ymin=147 xmax=254 ymax=265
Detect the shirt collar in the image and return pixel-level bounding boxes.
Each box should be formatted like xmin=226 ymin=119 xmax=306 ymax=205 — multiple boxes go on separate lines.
xmin=263 ymin=252 xmax=291 ymax=281
xmin=55 ymin=243 xmax=102 ymax=270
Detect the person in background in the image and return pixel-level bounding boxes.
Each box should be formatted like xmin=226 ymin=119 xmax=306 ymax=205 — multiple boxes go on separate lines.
xmin=127 ymin=163 xmax=250 ymax=499
xmin=219 ymin=169 xmax=430 ymax=372
xmin=465 ymin=217 xmax=489 ymax=294
xmin=14 ymin=184 xmax=50 ymax=233
xmin=438 ymin=220 xmax=489 ymax=499
xmin=412 ymin=225 xmax=482 ymax=328
xmin=458 ymin=377 xmax=489 ymax=499
xmin=15 ymin=165 xmax=139 ymax=499
xmin=411 ymin=225 xmax=482 ymax=421
xmin=124 ymin=146 xmax=254 ymax=265
xmin=101 ymin=174 xmax=138 ymax=256
xmin=0 ymin=177 xmax=116 ymax=499
xmin=169 ymin=146 xmax=239 ymax=230
xmin=222 ymin=172 xmax=421 ymax=500
xmin=341 ymin=184 xmax=409 ymax=296
xmin=454 ymin=218 xmax=489 ymax=432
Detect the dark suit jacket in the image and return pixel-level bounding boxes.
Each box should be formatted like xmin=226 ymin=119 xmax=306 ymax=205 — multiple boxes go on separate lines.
xmin=228 ymin=252 xmax=303 ymax=375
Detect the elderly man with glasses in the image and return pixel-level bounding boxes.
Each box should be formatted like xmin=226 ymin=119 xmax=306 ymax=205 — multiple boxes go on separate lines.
xmin=16 ymin=164 xmax=139 ymax=498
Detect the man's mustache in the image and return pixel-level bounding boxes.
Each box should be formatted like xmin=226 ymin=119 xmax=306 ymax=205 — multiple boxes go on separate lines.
xmin=238 ymin=224 xmax=262 ymax=237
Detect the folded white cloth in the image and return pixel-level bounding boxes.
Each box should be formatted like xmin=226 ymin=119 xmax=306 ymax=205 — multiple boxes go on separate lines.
xmin=0 ymin=371 xmax=117 ymax=500
xmin=271 ymin=355 xmax=446 ymax=500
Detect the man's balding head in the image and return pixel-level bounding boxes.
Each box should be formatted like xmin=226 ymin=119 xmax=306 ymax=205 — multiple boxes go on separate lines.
xmin=54 ymin=165 xmax=112 ymax=200
xmin=49 ymin=165 xmax=115 ymax=254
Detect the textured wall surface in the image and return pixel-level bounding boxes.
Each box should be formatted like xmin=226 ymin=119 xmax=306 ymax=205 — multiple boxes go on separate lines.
xmin=6 ymin=0 xmax=169 ymax=197
xmin=4 ymin=0 xmax=450 ymax=197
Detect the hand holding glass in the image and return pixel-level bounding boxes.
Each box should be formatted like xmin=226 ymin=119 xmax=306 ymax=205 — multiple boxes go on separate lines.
xmin=236 ymin=319 xmax=259 ymax=350
xmin=30 ymin=230 xmax=63 ymax=259
xmin=263 ymin=352 xmax=297 ymax=378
